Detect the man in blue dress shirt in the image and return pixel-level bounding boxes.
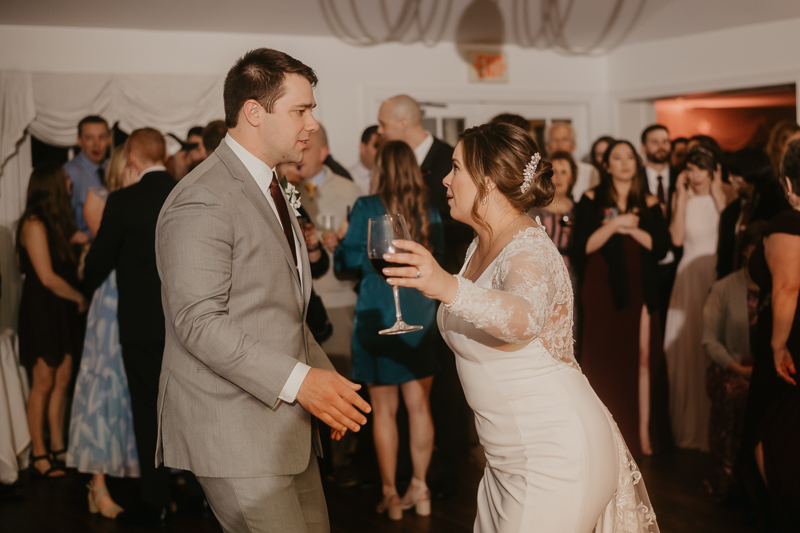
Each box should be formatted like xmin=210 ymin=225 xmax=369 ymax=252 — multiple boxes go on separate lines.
xmin=64 ymin=116 xmax=112 ymax=236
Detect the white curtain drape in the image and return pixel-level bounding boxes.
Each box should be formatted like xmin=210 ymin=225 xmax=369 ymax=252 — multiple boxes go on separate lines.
xmin=0 ymin=70 xmax=224 ymax=333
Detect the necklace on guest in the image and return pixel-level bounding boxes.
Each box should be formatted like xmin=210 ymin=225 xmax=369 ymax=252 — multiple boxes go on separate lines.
xmin=464 ymin=213 xmax=523 ymax=281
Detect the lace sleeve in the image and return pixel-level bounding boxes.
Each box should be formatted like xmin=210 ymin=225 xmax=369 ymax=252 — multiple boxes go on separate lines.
xmin=446 ymin=229 xmax=571 ymax=347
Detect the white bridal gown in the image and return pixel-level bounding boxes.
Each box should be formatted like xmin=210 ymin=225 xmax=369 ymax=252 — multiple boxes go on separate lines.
xmin=438 ymin=225 xmax=658 ymax=533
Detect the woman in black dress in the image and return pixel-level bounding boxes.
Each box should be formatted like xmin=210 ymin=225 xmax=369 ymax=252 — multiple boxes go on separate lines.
xmin=573 ymin=139 xmax=671 ymax=457
xmin=745 ymin=139 xmax=800 ymax=530
xmin=17 ymin=164 xmax=88 ymax=477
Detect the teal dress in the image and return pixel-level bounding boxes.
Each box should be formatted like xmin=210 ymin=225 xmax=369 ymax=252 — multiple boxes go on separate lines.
xmin=334 ymin=195 xmax=444 ymax=384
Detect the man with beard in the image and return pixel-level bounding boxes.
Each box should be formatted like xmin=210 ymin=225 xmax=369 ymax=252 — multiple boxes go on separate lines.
xmin=641 ymin=123 xmax=677 ymax=334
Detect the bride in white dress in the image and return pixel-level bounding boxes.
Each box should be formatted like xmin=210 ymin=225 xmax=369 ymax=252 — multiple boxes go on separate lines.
xmin=382 ymin=122 xmax=658 ymax=532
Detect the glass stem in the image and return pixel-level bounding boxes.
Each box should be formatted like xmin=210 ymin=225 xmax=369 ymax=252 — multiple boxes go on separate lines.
xmin=392 ymin=285 xmax=403 ymax=323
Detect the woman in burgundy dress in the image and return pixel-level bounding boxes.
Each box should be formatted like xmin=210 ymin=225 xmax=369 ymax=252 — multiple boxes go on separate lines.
xmin=745 ymin=139 xmax=800 ymax=530
xmin=573 ymin=140 xmax=672 ymax=457
xmin=17 ymin=163 xmax=88 ymax=477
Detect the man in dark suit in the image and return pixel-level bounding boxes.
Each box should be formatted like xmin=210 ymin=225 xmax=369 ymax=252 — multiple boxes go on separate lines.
xmin=82 ymin=128 xmax=176 ymax=525
xmin=640 ymin=124 xmax=680 ymax=334
xmin=377 ymin=95 xmax=472 ymax=499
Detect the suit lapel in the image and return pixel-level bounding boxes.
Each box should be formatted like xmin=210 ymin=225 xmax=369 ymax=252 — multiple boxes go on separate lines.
xmin=215 ymin=142 xmax=304 ymax=304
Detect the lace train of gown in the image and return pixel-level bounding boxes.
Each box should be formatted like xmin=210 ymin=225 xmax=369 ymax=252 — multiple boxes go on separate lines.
xmin=438 ymin=225 xmax=658 ymax=533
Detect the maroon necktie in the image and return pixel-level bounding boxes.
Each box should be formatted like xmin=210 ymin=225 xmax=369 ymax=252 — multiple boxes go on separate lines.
xmin=656 ymin=175 xmax=665 ymax=205
xmin=268 ymin=172 xmax=297 ymax=266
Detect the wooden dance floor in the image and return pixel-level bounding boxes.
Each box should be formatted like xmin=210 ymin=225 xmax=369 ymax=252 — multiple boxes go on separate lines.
xmin=0 ymin=449 xmax=759 ymax=533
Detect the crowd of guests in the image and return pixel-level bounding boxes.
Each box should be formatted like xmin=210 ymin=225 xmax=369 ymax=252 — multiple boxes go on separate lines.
xmin=6 ymin=95 xmax=800 ymax=531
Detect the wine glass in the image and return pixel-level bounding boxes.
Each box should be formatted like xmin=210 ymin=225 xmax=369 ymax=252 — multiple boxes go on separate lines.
xmin=367 ymin=214 xmax=424 ymax=335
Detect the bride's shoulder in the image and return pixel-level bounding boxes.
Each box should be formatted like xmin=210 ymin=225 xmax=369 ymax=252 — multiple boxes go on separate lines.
xmin=505 ymin=224 xmax=553 ymax=254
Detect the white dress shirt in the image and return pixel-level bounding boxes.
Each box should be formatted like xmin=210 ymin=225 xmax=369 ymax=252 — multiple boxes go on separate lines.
xmin=137 ymin=164 xmax=167 ymax=180
xmin=645 ymin=164 xmax=670 ymax=204
xmin=224 ymin=134 xmax=310 ymax=404
xmin=645 ymin=164 xmax=675 ymax=265
xmin=413 ymin=133 xmax=435 ymax=166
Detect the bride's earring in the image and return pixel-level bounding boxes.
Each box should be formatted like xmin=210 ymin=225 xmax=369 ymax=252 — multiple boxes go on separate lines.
xmin=481 ymin=195 xmax=487 ymax=205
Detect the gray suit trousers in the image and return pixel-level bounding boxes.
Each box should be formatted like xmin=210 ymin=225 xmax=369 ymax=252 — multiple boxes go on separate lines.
xmin=197 ymin=452 xmax=329 ymax=533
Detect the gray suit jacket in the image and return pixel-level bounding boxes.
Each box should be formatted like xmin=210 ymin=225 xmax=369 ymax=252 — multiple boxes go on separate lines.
xmin=155 ymin=140 xmax=334 ymax=478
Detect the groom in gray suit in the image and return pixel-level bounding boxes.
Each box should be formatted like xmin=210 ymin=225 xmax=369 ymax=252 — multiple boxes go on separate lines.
xmin=155 ymin=48 xmax=371 ymax=533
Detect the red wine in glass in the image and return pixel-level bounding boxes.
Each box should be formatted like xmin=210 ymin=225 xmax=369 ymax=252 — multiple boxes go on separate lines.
xmin=367 ymin=214 xmax=423 ymax=335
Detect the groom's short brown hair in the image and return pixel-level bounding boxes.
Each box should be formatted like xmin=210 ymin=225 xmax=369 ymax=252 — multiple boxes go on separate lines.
xmin=224 ymin=48 xmax=317 ymax=129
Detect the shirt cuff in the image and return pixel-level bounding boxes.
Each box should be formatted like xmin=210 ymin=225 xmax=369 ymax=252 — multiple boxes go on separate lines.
xmin=278 ymin=362 xmax=311 ymax=404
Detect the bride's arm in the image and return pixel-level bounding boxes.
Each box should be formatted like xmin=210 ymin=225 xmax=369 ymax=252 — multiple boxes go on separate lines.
xmin=444 ymin=245 xmax=556 ymax=344
xmin=384 ymin=238 xmax=556 ymax=345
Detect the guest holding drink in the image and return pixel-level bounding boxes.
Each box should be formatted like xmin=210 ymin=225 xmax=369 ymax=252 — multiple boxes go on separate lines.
xmin=334 ymin=140 xmax=444 ymax=519
xmin=17 ymin=163 xmax=88 ymax=477
xmin=573 ymin=140 xmax=672 ymax=457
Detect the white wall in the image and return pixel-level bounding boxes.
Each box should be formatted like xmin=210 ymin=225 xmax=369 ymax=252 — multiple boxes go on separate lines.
xmin=608 ymin=16 xmax=800 ymax=141
xmin=0 ymin=25 xmax=610 ymax=168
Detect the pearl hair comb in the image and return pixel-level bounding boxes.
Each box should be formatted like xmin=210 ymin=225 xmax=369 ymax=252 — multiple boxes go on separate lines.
xmin=520 ymin=153 xmax=541 ymax=194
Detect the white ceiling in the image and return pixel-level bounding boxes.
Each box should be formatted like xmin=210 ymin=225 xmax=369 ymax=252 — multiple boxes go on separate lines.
xmin=3 ymin=0 xmax=800 ymax=53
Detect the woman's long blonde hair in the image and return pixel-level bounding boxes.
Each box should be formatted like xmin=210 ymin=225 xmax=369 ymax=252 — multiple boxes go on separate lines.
xmin=104 ymin=146 xmax=128 ymax=193
xmin=376 ymin=141 xmax=432 ymax=251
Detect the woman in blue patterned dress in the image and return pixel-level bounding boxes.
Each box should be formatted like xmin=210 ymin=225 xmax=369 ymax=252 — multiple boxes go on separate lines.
xmin=67 ymin=147 xmax=139 ymax=519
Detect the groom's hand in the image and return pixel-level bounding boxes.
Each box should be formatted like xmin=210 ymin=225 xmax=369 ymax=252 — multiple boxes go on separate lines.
xmin=296 ymin=369 xmax=371 ymax=433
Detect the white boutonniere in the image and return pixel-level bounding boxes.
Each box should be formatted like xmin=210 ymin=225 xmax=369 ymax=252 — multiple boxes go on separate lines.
xmin=279 ymin=175 xmax=302 ymax=217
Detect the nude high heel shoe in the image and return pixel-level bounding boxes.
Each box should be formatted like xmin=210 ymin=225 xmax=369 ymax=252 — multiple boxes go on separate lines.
xmin=87 ymin=483 xmax=124 ymax=519
xmin=376 ymin=491 xmax=403 ymax=520
xmin=401 ymin=477 xmax=431 ymax=516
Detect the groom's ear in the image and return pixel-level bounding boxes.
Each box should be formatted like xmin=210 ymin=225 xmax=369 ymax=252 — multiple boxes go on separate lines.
xmin=241 ymin=99 xmax=263 ymax=128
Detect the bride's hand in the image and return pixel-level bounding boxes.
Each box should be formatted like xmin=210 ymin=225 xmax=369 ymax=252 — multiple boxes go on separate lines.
xmin=383 ymin=239 xmax=459 ymax=304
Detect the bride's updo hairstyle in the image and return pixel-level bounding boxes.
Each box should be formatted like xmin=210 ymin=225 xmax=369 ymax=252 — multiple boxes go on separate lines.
xmin=459 ymin=123 xmax=554 ymax=232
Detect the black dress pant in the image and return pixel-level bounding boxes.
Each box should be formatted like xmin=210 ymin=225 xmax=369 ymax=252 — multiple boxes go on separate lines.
xmin=122 ymin=341 xmax=170 ymax=508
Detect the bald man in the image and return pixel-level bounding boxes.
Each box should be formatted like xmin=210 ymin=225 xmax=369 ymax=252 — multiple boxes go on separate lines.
xmin=82 ymin=127 xmax=176 ymax=525
xmin=546 ymin=122 xmax=599 ymax=202
xmin=377 ymin=95 xmax=472 ymax=500
xmin=377 ymin=95 xmax=472 ymax=274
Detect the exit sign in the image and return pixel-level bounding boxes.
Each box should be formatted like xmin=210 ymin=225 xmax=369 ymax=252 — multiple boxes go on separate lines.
xmin=468 ymin=51 xmax=508 ymax=83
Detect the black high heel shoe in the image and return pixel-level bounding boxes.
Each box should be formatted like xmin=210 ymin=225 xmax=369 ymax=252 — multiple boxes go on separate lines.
xmin=49 ymin=448 xmax=68 ymax=469
xmin=29 ymin=454 xmax=64 ymax=478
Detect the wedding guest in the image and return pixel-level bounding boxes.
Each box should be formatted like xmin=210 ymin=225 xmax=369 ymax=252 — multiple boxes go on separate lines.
xmin=664 ymin=145 xmax=732 ymax=451
xmin=590 ymin=135 xmax=615 ymax=174
xmin=297 ymin=125 xmax=363 ymax=364
xmin=334 ymin=140 xmax=444 ymax=519
xmin=378 ymin=94 xmax=469 ymax=499
xmin=671 ymin=137 xmax=689 ymax=169
xmin=63 ymin=115 xmax=111 ymax=237
xmin=202 ymin=120 xmax=227 ymax=156
xmin=765 ymin=119 xmax=800 ymax=177
xmin=529 ymin=151 xmax=576 ymax=277
xmin=378 ymin=94 xmax=468 ymax=273
xmin=573 ymin=139 xmax=671 ymax=457
xmin=17 ymin=163 xmax=88 ymax=477
xmin=349 ymin=125 xmax=380 ymax=195
xmin=67 ymin=146 xmax=140 ymax=519
xmin=688 ymin=135 xmax=733 ymax=188
xmin=717 ymin=147 xmax=790 ymax=279
xmin=81 ymin=128 xmax=176 ymax=526
xmin=641 ymin=124 xmax=678 ymax=333
xmin=703 ymin=222 xmax=764 ymax=503
xmin=745 ymin=139 xmax=800 ymax=531
xmin=545 ymin=121 xmax=599 ymax=202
